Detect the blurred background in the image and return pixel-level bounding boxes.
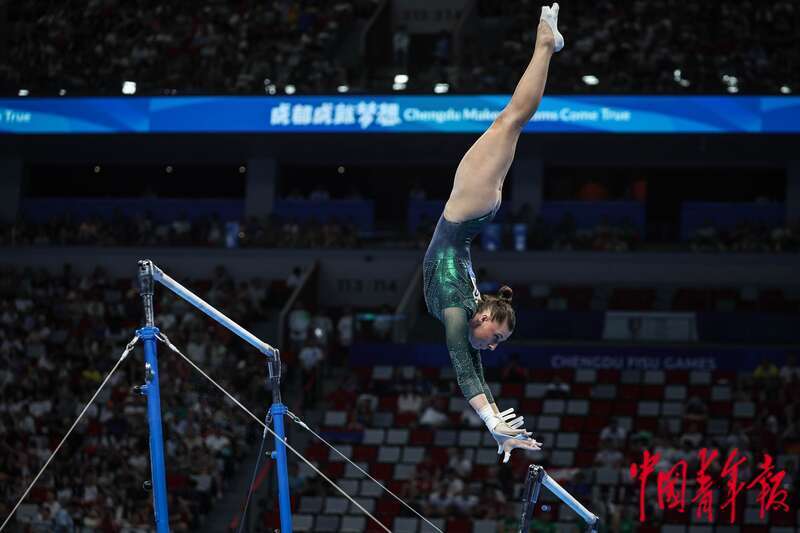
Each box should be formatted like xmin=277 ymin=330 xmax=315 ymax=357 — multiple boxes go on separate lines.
xmin=0 ymin=1 xmax=799 ymax=532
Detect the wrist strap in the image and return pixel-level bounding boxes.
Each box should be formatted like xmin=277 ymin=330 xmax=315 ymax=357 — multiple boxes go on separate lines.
xmin=477 ymin=404 xmax=498 ymax=431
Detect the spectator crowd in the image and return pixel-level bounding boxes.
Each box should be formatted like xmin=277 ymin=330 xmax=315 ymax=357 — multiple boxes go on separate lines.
xmin=2 ymin=0 xmax=797 ymax=95
xmin=4 ymin=210 xmax=799 ymax=254
xmin=0 ymin=213 xmax=360 ymax=250
xmin=0 ymin=263 xmax=279 ymax=531
xmin=314 ymin=353 xmax=800 ymax=529
xmin=463 ymin=0 xmax=797 ymax=94
xmin=2 ymin=0 xmax=380 ymax=96
xmin=1 ymin=261 xmax=798 ymax=530
xmin=689 ymin=220 xmax=800 ymax=253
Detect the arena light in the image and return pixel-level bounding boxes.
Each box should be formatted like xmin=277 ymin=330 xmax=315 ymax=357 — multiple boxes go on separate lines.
xmin=284 ymin=84 xmax=296 ymax=95
xmin=265 ymin=84 xmax=277 ymax=95
xmin=434 ymin=83 xmax=449 ymax=94
xmin=122 ymin=81 xmax=137 ymax=95
xmin=781 ymin=85 xmax=792 ymax=94
xmin=722 ymin=74 xmax=738 ymax=90
xmin=58 ymin=89 xmax=66 ymax=96
xmin=581 ymin=75 xmax=599 ymax=86
xmin=337 ymin=85 xmax=349 ymax=93
xmin=394 ymin=74 xmax=409 ymax=84
xmin=18 ymin=89 xmax=29 ymax=96
xmin=392 ymin=82 xmax=407 ymax=91
xmin=673 ymin=69 xmax=690 ymax=87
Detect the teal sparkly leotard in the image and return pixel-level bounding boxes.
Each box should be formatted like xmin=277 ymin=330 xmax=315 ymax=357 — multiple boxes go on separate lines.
xmin=423 ymin=203 xmax=500 ymax=402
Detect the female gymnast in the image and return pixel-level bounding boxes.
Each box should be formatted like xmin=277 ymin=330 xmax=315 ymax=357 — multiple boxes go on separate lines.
xmin=423 ymin=3 xmax=563 ymax=463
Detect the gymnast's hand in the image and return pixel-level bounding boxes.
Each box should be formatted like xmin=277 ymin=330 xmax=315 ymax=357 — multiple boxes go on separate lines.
xmin=488 ymin=417 xmax=532 ymax=455
xmin=477 ymin=404 xmax=532 ymax=452
xmin=495 ymin=407 xmax=529 ymax=451
xmin=499 ymin=435 xmax=543 ymax=464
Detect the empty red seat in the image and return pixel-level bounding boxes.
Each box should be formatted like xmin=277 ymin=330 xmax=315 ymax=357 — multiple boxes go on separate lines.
xmin=502 ymin=383 xmax=524 ymax=397
xmin=447 ymin=518 xmax=471 ymax=532
xmin=667 ymin=370 xmax=689 ymax=384
xmin=409 ymin=429 xmax=432 ymax=445
xmin=571 ymin=383 xmax=591 ymax=397
xmin=562 ymin=416 xmax=584 ymax=432
xmin=575 ymin=450 xmax=595 ymax=467
xmin=635 ymin=418 xmax=658 ymax=432
xmin=614 ymin=401 xmax=637 ymax=417
xmin=640 ymin=384 xmax=663 ymax=400
xmin=367 ymin=520 xmax=392 ymax=533
xmin=580 ymin=433 xmax=600 ymax=450
xmin=371 ymin=463 xmax=392 ymax=480
xmin=535 ymin=369 xmax=557 ymax=381
xmin=688 ymin=385 xmax=710 ymax=400
xmin=430 ymin=447 xmax=448 ymax=465
xmin=472 ymin=465 xmax=489 ymax=479
xmin=420 ymin=367 xmax=438 ymax=379
xmin=306 ymin=443 xmax=327 ymax=461
xmin=710 ymin=402 xmax=730 ymax=417
xmin=387 ymin=480 xmax=406 ymax=494
xmin=354 ymin=446 xmax=377 ymax=462
xmin=619 ymin=384 xmax=640 ymax=400
xmin=586 ymin=416 xmax=608 ymax=433
xmin=520 ymin=398 xmax=542 ymax=415
xmin=553 ymin=368 xmax=575 ymax=382
xmin=376 ymin=497 xmax=400 ymax=515
xmin=597 ymin=369 xmax=620 ymax=382
xmin=378 ymin=395 xmax=397 ymax=410
xmin=589 ymin=400 xmax=612 ymax=417
xmin=394 ymin=413 xmax=416 ymax=426
xmin=325 ymin=462 xmax=344 ymax=477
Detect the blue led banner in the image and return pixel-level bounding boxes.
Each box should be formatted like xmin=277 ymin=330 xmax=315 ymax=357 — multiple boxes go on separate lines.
xmin=351 ymin=342 xmax=791 ymax=371
xmin=1 ymin=95 xmax=798 ymax=134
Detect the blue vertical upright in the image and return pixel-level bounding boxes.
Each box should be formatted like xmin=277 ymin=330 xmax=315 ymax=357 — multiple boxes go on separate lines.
xmin=137 ymin=261 xmax=171 ymax=532
xmin=135 ymin=259 xmax=291 ymax=531
xmin=268 ymin=354 xmax=293 ymax=533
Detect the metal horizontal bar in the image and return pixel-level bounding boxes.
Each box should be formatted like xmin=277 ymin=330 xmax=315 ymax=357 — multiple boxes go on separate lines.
xmin=148 ymin=261 xmax=277 ymax=358
xmin=541 ymin=472 xmax=598 ymax=525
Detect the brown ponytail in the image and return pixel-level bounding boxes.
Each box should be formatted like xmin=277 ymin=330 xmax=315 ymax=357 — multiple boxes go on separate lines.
xmin=476 ymin=285 xmax=516 ymax=331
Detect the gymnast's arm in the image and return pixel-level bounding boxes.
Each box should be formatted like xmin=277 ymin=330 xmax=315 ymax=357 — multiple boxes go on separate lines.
xmin=442 ymin=307 xmax=498 ymax=411
xmin=443 ymin=307 xmax=538 ymax=459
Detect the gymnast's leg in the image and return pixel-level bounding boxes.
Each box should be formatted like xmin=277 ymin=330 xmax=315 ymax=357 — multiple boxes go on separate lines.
xmin=443 ymin=4 xmax=563 ymax=223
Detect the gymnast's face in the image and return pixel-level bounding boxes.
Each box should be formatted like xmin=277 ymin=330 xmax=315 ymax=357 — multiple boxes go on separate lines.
xmin=469 ymin=313 xmax=512 ymax=351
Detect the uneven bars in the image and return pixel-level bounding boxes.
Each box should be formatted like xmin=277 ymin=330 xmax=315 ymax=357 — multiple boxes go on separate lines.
xmin=139 ymin=260 xmax=278 ymax=359
xmin=137 ymin=259 xmax=291 ymax=532
xmin=519 ymin=465 xmax=599 ymax=533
